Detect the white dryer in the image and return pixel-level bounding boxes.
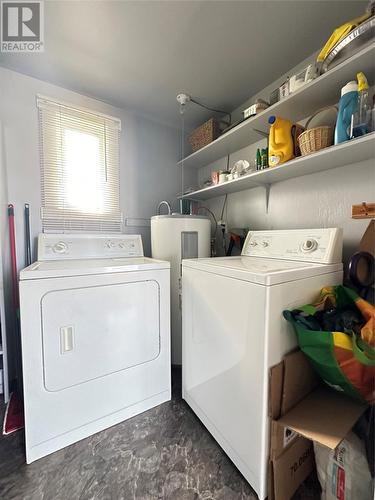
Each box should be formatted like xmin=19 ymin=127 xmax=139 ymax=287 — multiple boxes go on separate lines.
xmin=182 ymin=228 xmax=343 ymax=500
xmin=19 ymin=233 xmax=171 ymax=463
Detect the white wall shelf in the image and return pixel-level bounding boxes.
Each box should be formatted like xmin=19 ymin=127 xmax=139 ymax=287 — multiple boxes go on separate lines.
xmin=181 ymin=133 xmax=375 ymax=201
xmin=178 ymin=43 xmax=375 ymax=170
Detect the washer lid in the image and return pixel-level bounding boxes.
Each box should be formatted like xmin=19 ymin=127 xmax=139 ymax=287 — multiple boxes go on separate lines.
xmin=151 ymin=214 xmax=210 ymax=220
xmin=20 ymin=257 xmax=170 ymax=280
xmin=182 ymin=256 xmax=342 ymax=285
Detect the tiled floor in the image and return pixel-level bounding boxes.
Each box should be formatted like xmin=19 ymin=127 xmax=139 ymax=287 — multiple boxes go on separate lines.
xmin=0 ymin=369 xmax=320 ymax=500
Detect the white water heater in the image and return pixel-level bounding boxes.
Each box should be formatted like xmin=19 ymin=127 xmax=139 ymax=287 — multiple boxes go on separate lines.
xmin=151 ymin=215 xmax=211 ymax=364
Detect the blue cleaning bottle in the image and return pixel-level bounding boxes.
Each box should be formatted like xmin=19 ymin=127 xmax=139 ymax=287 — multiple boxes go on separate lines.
xmin=334 ymin=81 xmax=358 ymax=145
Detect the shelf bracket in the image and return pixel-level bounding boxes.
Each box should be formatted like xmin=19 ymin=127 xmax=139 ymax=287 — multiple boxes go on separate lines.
xmin=265 ymin=184 xmax=271 ymax=214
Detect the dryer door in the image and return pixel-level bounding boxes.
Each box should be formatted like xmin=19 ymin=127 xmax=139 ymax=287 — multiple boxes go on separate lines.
xmin=42 ymin=280 xmax=160 ymax=391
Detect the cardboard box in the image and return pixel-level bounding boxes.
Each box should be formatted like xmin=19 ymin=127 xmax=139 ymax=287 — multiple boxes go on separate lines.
xmin=268 ymin=350 xmax=367 ymax=500
xmin=269 ymin=437 xmax=314 ymax=500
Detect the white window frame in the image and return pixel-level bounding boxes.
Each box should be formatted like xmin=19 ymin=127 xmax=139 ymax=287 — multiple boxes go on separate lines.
xmin=37 ymin=95 xmax=122 ymax=232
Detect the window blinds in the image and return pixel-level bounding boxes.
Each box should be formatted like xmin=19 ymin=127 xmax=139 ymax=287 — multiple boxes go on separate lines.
xmin=37 ymin=96 xmax=122 ymax=232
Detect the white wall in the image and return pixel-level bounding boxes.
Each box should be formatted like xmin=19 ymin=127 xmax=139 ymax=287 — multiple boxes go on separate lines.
xmin=192 ymin=55 xmax=375 ymax=264
xmin=0 ymin=66 xmax=181 ymax=265
xmin=0 ymin=66 xmax=181 ymax=387
xmin=201 ymin=160 xmax=374 ymax=263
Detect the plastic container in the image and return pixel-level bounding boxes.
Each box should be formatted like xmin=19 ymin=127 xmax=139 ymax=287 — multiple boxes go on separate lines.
xmin=350 ymin=72 xmax=371 ymax=139
xmin=334 ymin=81 xmax=358 ymax=144
xmin=261 ymin=148 xmax=268 ymax=169
xmin=268 ymin=116 xmax=295 ymax=167
xmin=211 ymin=171 xmax=219 ymax=185
xmin=219 ymin=171 xmax=228 ymax=184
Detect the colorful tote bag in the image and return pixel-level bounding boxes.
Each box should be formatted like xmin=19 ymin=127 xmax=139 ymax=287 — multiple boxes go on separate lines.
xmin=284 ymin=286 xmax=375 ymax=404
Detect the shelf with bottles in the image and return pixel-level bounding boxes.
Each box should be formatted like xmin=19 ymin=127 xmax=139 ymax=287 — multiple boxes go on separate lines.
xmin=180 ymin=132 xmax=375 ymax=201
xmin=177 ymin=43 xmax=375 ymax=171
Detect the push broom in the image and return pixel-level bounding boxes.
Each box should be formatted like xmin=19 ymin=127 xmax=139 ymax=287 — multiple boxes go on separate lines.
xmin=2 ymin=204 xmax=25 ymax=435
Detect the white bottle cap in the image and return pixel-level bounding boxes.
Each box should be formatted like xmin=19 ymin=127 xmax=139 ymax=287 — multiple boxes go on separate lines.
xmin=341 ymin=81 xmax=358 ymax=96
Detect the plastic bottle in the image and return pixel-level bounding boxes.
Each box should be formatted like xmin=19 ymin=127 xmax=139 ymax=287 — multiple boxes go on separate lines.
xmin=268 ymin=116 xmax=294 ymax=167
xmin=256 ymin=148 xmax=262 ymax=170
xmin=334 ymin=81 xmax=358 ymax=144
xmin=350 ymin=72 xmax=371 ymax=138
xmin=261 ymin=148 xmax=268 ymax=169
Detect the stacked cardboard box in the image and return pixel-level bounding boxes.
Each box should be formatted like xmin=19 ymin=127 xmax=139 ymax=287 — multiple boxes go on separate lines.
xmin=268 ymin=350 xmax=366 ymax=500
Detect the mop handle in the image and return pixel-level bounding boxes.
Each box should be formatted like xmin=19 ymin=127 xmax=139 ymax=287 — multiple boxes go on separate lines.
xmin=25 ymin=203 xmax=31 ymax=266
xmin=8 ymin=204 xmax=19 ymax=309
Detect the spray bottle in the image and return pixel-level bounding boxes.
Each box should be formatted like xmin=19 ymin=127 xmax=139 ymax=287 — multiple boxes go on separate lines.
xmin=350 ymin=72 xmax=371 ymax=138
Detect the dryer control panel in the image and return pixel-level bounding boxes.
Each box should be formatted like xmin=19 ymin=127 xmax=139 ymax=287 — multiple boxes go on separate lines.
xmin=38 ymin=234 xmax=144 ymax=260
xmin=241 ymin=228 xmax=343 ymax=264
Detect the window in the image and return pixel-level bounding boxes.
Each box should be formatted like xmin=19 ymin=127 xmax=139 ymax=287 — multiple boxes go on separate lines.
xmin=37 ymin=96 xmax=122 ymax=232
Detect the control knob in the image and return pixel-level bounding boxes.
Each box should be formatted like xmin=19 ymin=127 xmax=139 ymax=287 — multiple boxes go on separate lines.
xmin=302 ymin=238 xmax=318 ymax=252
xmin=53 ymin=241 xmax=68 ymax=254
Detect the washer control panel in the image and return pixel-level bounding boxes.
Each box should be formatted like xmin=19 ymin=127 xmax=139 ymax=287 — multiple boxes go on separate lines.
xmin=241 ymin=228 xmax=343 ymax=264
xmin=38 ymin=234 xmax=144 ymax=260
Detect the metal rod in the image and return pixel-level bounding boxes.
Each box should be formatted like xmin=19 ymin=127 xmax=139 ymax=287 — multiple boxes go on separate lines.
xmin=25 ymin=203 xmax=31 ymax=266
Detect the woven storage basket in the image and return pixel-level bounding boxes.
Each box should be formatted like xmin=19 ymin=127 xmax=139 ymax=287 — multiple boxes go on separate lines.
xmin=188 ymin=118 xmax=221 ymax=153
xmin=298 ymin=106 xmax=337 ymax=156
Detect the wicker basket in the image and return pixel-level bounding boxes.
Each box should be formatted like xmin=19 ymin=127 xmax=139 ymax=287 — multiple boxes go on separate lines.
xmin=188 ymin=118 xmax=221 ymax=153
xmin=298 ymin=106 xmax=337 ymax=156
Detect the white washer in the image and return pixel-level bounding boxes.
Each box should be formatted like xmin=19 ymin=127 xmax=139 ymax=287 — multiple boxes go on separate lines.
xmin=182 ymin=228 xmax=343 ymax=500
xmin=19 ymin=233 xmax=171 ymax=463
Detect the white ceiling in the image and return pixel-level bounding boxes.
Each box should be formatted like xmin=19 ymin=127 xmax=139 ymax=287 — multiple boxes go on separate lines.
xmin=0 ymin=0 xmax=367 ymax=128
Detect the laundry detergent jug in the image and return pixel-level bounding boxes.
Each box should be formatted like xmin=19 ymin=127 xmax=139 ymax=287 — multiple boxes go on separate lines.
xmin=334 ymin=81 xmax=358 ymax=144
xmin=268 ymin=116 xmax=295 ymax=167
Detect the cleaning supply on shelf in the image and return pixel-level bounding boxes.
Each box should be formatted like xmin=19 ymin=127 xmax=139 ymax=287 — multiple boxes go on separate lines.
xmin=261 ymin=148 xmax=268 ymax=169
xmin=268 ymin=116 xmax=295 ymax=167
xmin=219 ymin=171 xmax=229 ymax=184
xmin=334 ymin=81 xmax=358 ymax=145
xmin=211 ymin=171 xmax=220 ymax=185
xmin=256 ymin=148 xmax=262 ymax=170
xmin=350 ymin=71 xmax=372 ymax=138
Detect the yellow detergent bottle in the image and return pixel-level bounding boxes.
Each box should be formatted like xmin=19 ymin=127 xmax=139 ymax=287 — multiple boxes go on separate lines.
xmin=268 ymin=116 xmax=295 ymax=167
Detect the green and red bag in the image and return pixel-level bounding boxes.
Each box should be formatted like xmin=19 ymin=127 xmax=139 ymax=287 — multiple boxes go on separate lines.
xmin=284 ymin=285 xmax=375 ymax=404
